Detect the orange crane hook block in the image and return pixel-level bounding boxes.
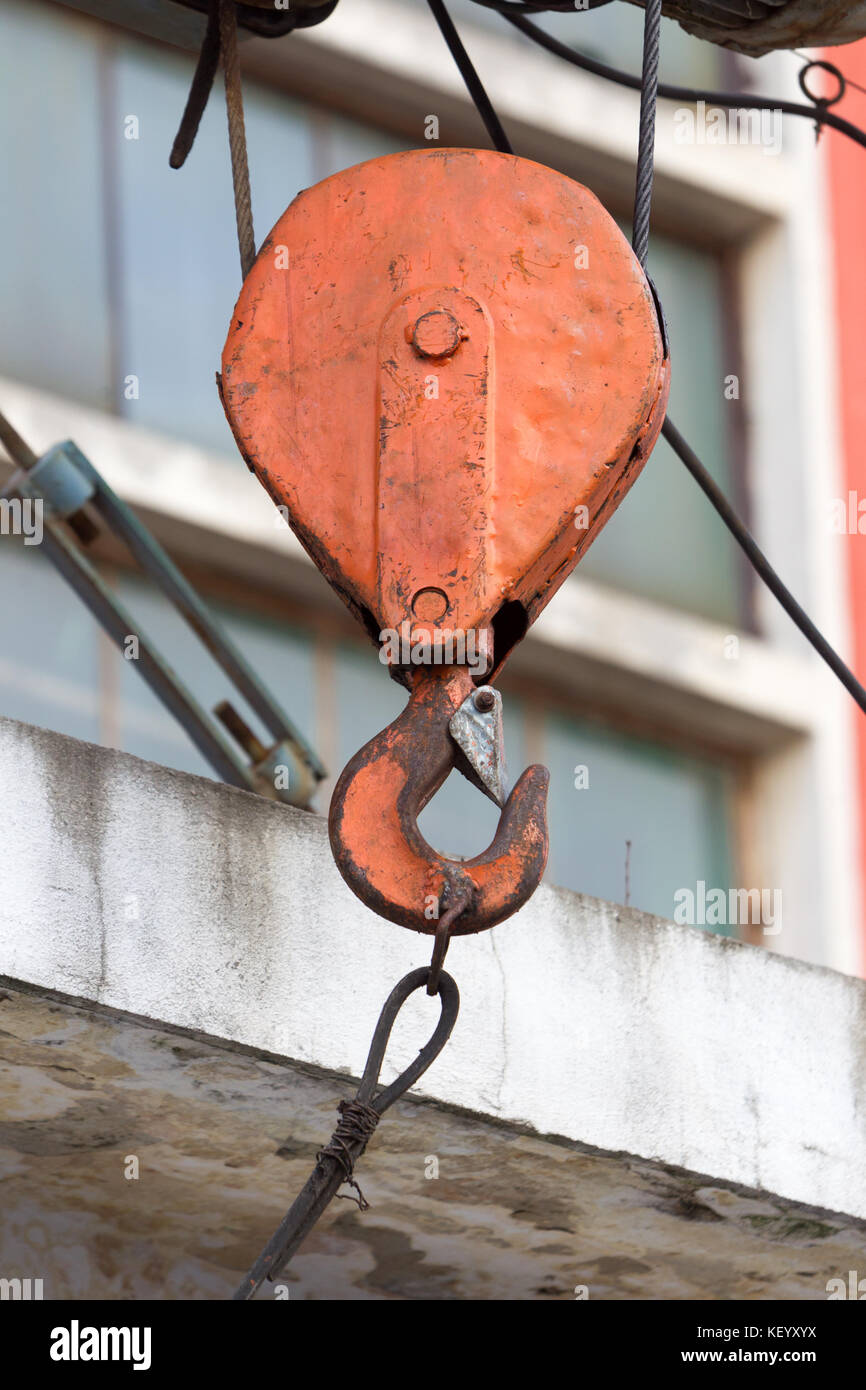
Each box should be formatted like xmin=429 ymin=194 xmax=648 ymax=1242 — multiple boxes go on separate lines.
xmin=220 ymin=148 xmax=669 ymax=937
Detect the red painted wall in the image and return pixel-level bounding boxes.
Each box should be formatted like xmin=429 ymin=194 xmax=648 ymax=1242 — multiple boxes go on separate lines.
xmin=824 ymin=39 xmax=866 ymax=970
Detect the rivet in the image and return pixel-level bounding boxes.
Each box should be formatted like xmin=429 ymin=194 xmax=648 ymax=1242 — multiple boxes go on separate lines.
xmin=411 ymin=309 xmax=462 ymax=360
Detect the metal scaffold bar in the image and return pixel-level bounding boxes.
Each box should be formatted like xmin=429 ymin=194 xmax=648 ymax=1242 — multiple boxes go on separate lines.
xmin=0 ymin=408 xmax=326 ymax=808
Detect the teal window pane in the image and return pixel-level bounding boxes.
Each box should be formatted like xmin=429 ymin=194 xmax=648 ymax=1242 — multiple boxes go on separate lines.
xmin=112 ymin=573 xmax=317 ymax=782
xmin=0 ymin=545 xmax=102 ymax=744
xmin=316 ymin=110 xmax=409 ymax=179
xmin=0 ymin=0 xmax=111 ymax=408
xmin=544 ymin=712 xmax=734 ymax=931
xmin=580 ymin=236 xmax=742 ymax=624
xmin=112 ymin=42 xmax=317 ymax=457
xmin=334 ymin=644 xmax=405 ymax=775
xmin=112 ymin=41 xmax=413 ymax=459
xmin=531 ymin=8 xmax=723 ymax=89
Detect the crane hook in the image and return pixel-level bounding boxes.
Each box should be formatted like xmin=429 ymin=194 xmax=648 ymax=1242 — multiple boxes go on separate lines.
xmin=328 ymin=665 xmax=549 ymax=936
xmin=221 ymin=149 xmax=669 ymax=942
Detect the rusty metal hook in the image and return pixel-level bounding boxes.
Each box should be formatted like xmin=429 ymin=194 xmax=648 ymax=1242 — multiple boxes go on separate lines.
xmin=328 ymin=665 xmax=549 ymax=936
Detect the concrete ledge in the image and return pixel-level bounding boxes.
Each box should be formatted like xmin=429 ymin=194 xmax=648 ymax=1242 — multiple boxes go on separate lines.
xmin=4 ymin=982 xmax=864 ymax=1301
xmin=1 ymin=714 xmax=865 ymax=1220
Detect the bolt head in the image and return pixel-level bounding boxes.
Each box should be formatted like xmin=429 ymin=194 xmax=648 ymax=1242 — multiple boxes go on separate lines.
xmin=473 ymin=687 xmax=496 ymax=713
xmin=411 ymin=309 xmax=462 ymax=360
xmin=412 ymin=587 xmax=449 ymax=621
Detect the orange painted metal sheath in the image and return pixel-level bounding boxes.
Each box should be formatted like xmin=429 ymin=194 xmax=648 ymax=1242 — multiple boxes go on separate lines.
xmin=220 ymin=148 xmax=669 ymax=682
xmin=219 ymin=148 xmax=669 ymax=934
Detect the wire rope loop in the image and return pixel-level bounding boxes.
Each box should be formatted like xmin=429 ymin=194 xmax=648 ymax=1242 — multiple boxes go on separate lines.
xmin=358 ymin=967 xmax=460 ymax=1115
xmin=798 ymin=60 xmax=846 ymax=110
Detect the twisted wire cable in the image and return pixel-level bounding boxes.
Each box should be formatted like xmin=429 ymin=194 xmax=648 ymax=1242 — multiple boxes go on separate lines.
xmin=632 ymin=0 xmax=663 ymax=269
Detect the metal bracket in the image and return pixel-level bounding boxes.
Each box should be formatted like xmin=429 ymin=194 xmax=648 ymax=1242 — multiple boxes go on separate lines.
xmin=0 ymin=421 xmax=325 ymax=808
xmin=449 ymin=684 xmax=510 ymax=807
xmin=376 ymin=286 xmax=494 ymax=654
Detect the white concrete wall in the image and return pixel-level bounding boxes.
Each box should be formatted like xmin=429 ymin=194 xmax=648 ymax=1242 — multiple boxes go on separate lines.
xmin=2 ymin=714 xmax=865 ymax=1221
xmin=7 ymin=5 xmax=863 ymax=979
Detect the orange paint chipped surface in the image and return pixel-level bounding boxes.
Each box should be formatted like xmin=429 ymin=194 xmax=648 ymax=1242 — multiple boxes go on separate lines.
xmin=221 ymin=148 xmax=669 ymax=678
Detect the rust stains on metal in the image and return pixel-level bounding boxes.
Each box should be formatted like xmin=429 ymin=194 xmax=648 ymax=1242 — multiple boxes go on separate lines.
xmin=220 ymin=148 xmax=669 ymax=682
xmin=219 ymin=147 xmax=669 ymax=932
xmin=328 ymin=665 xmax=549 ymax=935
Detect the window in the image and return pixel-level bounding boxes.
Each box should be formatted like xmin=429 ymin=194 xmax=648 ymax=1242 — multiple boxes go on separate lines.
xmin=579 ymin=238 xmax=745 ymax=626
xmin=111 ymin=572 xmax=319 ymax=779
xmin=0 ymin=0 xmax=407 ymax=455
xmin=0 ymin=0 xmax=111 ymax=410
xmin=0 ymin=546 xmax=103 ymax=746
xmin=111 ymin=38 xmax=408 ymax=455
xmin=544 ymin=709 xmax=735 ymax=926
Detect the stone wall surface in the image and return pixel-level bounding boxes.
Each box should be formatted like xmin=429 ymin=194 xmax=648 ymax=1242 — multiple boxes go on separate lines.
xmin=1 ymin=984 xmax=863 ymax=1301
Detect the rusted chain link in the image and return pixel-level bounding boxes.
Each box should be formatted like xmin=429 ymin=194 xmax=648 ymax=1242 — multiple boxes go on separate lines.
xmin=427 ymin=877 xmax=472 ymax=995
xmin=232 ymin=966 xmax=460 ymax=1299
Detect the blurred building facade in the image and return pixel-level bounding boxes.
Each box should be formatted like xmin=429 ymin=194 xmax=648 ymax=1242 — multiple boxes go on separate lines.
xmin=0 ymin=0 xmax=861 ymax=972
